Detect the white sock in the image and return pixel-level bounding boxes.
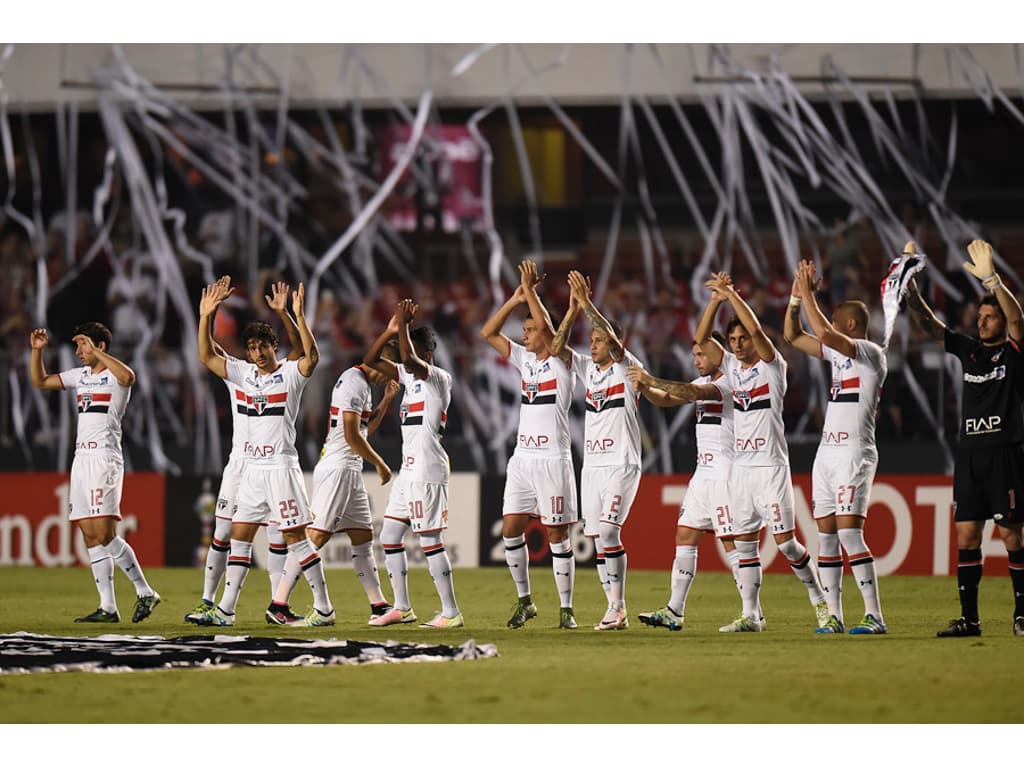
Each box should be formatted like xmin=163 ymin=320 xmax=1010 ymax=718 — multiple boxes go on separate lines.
xmin=778 ymin=537 xmax=826 ymax=605
xmin=817 ymin=531 xmax=844 ymax=622
xmin=87 ymin=544 xmax=117 ymax=613
xmin=382 ymin=517 xmax=411 ymax=611
xmin=668 ymin=544 xmax=697 ymax=616
xmin=351 ymin=541 xmax=386 ymax=606
xmin=421 ymin=534 xmax=459 ymax=617
xmin=594 ymin=540 xmax=612 ymax=606
xmin=105 ymin=536 xmax=153 ymax=597
xmin=504 ymin=533 xmax=531 ymax=599
xmin=549 ymin=537 xmax=575 ymax=609
xmin=735 ymin=540 xmax=761 ymax=619
xmin=266 ymin=525 xmax=288 ymax=598
xmin=271 ymin=552 xmax=303 ymax=605
xmin=600 ymin=524 xmax=626 ymax=610
xmin=839 ymin=527 xmax=883 ymax=621
xmin=290 ymin=538 xmax=333 ymax=615
xmin=219 ymin=539 xmax=253 ymax=614
xmin=202 ymin=517 xmax=232 ymax=603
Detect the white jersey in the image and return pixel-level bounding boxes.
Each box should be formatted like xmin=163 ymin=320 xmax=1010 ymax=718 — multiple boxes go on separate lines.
xmin=321 ymin=366 xmax=374 ymax=470
xmin=397 ymin=363 xmax=451 ymax=484
xmin=573 ymin=349 xmax=642 ymax=467
xmin=693 ymin=373 xmax=734 ymax=479
xmin=508 ymin=341 xmax=580 ymax=459
xmin=225 ymin=357 xmax=308 ymax=468
xmin=59 ymin=366 xmax=131 ymax=459
xmin=223 ymin=354 xmax=250 ymax=462
xmin=820 ymin=338 xmax=887 ymax=460
xmin=715 ymin=349 xmax=789 ymax=467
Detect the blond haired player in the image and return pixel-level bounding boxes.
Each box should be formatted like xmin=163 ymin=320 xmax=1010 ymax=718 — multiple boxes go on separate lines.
xmin=550 ymin=270 xmax=641 ymax=630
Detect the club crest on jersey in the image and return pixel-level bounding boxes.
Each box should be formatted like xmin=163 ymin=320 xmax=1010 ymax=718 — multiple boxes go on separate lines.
xmin=253 ymin=394 xmax=269 ymax=414
xmin=591 ymin=389 xmax=607 ymax=410
xmin=830 ymin=381 xmax=842 ymax=400
xmin=524 ymin=382 xmax=540 ymax=402
xmin=696 ymin=402 xmax=706 ymax=420
xmin=80 ymin=392 xmax=93 ymax=409
xmin=399 ymin=404 xmax=409 ymax=423
xmin=991 ymin=349 xmax=1003 ymax=363
xmin=735 ymin=390 xmax=752 ymax=409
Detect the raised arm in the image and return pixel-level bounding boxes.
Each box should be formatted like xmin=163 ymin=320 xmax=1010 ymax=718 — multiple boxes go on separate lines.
xmin=708 ymin=272 xmax=777 ymax=363
xmin=519 ymin=259 xmax=556 ymax=347
xmin=265 ymin=280 xmax=303 ymax=361
xmin=198 ymin=282 xmax=230 ymax=379
xmin=480 ymin=285 xmax=527 ymax=358
xmin=290 ymin=284 xmax=320 ymax=377
xmin=694 ymin=288 xmax=726 ymax=367
xmin=367 ymin=379 xmax=399 ymax=437
xmin=626 ymin=365 xmax=720 ymax=403
xmin=796 ymin=259 xmax=855 ymax=358
xmin=396 ymin=299 xmax=430 ymax=381
xmin=343 ymin=410 xmax=393 ymax=486
xmin=568 ymin=270 xmax=623 ymax=362
xmin=363 ymin=315 xmax=401 ymax=382
xmin=29 ymin=329 xmax=64 ymax=390
xmin=783 ymin=264 xmax=825 ymax=358
xmin=905 ymin=278 xmax=946 ymax=342
xmin=963 ymin=239 xmax=1024 ymax=343
xmin=75 ymin=335 xmax=136 ymax=387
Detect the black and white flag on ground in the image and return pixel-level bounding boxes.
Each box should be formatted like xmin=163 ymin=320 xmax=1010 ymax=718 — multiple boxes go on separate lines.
xmin=880 ymin=246 xmax=927 ymax=348
xmin=0 ymin=633 xmax=498 ymax=675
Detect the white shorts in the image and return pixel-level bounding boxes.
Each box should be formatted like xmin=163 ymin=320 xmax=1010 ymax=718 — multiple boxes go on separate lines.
xmin=729 ymin=464 xmax=794 ymax=536
xmin=812 ymin=449 xmax=878 ymax=519
xmin=233 ymin=464 xmax=313 ymax=531
xmin=309 ymin=462 xmax=372 ymax=534
xmin=503 ymin=454 xmax=579 ymax=527
xmin=580 ymin=464 xmax=640 ymax=537
xmin=677 ymin=474 xmax=734 ymax=538
xmin=384 ymin=473 xmax=449 ymax=534
xmin=69 ymin=454 xmax=123 ymax=522
xmin=216 ymin=455 xmax=246 ymax=521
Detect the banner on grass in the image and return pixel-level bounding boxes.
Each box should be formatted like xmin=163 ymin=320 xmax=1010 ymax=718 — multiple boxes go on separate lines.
xmin=0 ymin=473 xmax=165 ymax=567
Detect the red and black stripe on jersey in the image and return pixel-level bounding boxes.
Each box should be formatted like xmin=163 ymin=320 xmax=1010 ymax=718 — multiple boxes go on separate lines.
xmin=586 ymin=382 xmax=629 ymax=413
xmin=236 ymin=391 xmax=288 ymax=417
xmin=695 ymin=400 xmax=723 ymax=425
xmin=400 ymin=401 xmax=447 ymax=433
xmin=733 ymin=383 xmax=771 ymax=412
xmin=76 ymin=392 xmax=112 ymax=414
xmin=328 ymin=406 xmax=371 ymax=431
xmin=829 ymin=376 xmax=860 ymax=403
xmin=522 ymin=378 xmax=558 ymax=405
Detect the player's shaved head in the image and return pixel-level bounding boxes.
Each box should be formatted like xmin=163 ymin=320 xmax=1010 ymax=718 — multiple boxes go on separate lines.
xmin=836 ymin=301 xmax=869 ymax=335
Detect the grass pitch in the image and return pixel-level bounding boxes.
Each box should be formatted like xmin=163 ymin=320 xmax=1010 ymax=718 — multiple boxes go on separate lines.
xmin=0 ymin=565 xmax=1016 ymax=723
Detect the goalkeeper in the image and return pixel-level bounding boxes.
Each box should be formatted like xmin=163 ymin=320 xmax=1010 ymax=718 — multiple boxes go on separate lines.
xmin=905 ymin=239 xmax=1024 ymax=639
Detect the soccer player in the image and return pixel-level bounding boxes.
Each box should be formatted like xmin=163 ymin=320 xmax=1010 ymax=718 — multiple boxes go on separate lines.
xmin=905 ymin=240 xmax=1024 ymax=638
xmin=548 ymin=269 xmax=640 ymax=630
xmin=362 ymin=299 xmax=463 ymax=628
xmin=190 ymin=278 xmax=306 ymax=620
xmin=783 ymin=260 xmax=889 ymax=634
xmin=481 ymin=260 xmax=582 ymax=630
xmin=695 ymin=272 xmax=829 ymax=632
xmin=186 ymin=279 xmax=335 ymax=627
xmin=29 ymin=322 xmax=161 ymax=623
xmin=265 ymin=354 xmax=399 ymax=626
xmin=629 ymin=332 xmax=745 ymax=632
